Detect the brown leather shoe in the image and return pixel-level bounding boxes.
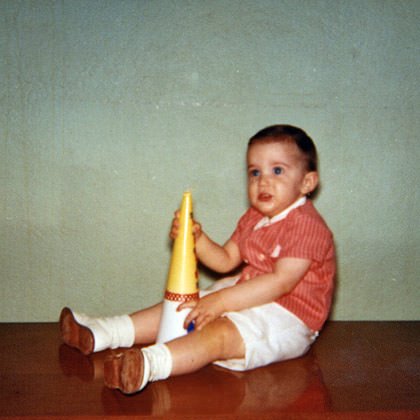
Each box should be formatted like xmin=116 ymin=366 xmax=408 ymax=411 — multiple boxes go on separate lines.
xmin=104 ymin=348 xmax=146 ymax=394
xmin=59 ymin=307 xmax=94 ymax=355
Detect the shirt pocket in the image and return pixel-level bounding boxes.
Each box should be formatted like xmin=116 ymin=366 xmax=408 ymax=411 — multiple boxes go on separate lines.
xmin=270 ymin=244 xmax=282 ymax=259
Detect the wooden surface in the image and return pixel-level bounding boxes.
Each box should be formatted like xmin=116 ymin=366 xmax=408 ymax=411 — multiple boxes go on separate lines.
xmin=0 ymin=321 xmax=419 ymax=419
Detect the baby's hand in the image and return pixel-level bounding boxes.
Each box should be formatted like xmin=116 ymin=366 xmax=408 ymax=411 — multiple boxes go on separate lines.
xmin=178 ymin=292 xmax=226 ymax=331
xmin=169 ymin=210 xmax=202 ymax=240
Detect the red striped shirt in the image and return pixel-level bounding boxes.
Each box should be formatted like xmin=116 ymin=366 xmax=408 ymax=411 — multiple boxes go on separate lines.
xmin=231 ymin=200 xmax=335 ymax=331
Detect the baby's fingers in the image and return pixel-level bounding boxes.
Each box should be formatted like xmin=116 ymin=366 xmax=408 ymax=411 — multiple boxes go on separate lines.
xmin=169 ymin=211 xmax=181 ymax=239
xmin=177 ymin=299 xmax=197 ymax=312
xmin=192 ymin=221 xmax=202 ymax=239
xmin=177 ymin=300 xmax=197 ymax=326
xmin=192 ymin=313 xmax=214 ymax=331
xmin=183 ymin=308 xmax=214 ymax=331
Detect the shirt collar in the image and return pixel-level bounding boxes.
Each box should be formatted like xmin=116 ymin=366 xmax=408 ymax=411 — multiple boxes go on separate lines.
xmin=253 ymin=196 xmax=307 ymax=231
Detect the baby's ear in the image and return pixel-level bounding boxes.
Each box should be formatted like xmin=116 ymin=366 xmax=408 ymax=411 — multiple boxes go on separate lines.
xmin=301 ymin=171 xmax=319 ymax=195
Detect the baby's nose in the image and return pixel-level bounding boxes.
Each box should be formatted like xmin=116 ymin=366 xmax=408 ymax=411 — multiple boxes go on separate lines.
xmin=259 ymin=173 xmax=271 ymax=184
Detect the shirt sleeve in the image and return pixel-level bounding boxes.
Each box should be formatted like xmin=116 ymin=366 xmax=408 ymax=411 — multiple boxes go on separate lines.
xmin=230 ymin=207 xmax=258 ymax=245
xmin=230 ymin=211 xmax=247 ymax=245
xmin=279 ymin=212 xmax=332 ymax=263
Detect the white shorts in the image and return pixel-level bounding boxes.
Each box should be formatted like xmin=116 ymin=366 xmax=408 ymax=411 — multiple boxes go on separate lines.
xmin=200 ymin=276 xmax=317 ymax=371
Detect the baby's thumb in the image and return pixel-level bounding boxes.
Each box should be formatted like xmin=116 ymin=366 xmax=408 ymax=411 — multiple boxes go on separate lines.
xmin=177 ymin=300 xmax=195 ymax=312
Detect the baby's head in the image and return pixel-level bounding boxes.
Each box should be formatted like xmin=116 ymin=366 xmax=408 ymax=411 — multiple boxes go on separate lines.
xmin=248 ymin=125 xmax=318 ymax=173
xmin=246 ymin=125 xmax=319 ymax=217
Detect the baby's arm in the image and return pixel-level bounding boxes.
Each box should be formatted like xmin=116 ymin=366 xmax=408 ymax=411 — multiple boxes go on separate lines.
xmin=196 ymin=234 xmax=242 ymax=273
xmin=180 ymin=256 xmax=311 ymax=330
xmin=170 ymin=211 xmax=242 ymax=273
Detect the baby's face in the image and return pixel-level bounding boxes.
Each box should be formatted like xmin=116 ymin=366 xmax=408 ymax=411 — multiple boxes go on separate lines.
xmin=246 ymin=141 xmax=316 ymax=218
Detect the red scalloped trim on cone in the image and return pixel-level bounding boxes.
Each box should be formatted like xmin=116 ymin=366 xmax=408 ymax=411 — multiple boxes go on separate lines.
xmin=164 ymin=291 xmax=199 ymax=302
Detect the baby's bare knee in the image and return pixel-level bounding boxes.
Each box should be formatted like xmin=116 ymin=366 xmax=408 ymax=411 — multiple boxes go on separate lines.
xmin=206 ymin=317 xmax=244 ymax=360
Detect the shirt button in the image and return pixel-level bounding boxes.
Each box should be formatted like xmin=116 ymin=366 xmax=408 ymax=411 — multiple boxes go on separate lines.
xmin=258 ymin=254 xmax=266 ymax=261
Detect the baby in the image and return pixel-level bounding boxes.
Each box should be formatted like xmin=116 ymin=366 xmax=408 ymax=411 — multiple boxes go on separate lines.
xmin=60 ymin=124 xmax=335 ymax=394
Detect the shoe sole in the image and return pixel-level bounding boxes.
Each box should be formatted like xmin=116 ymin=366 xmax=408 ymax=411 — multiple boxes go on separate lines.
xmin=104 ymin=349 xmax=145 ymax=394
xmin=59 ymin=307 xmax=94 ymax=355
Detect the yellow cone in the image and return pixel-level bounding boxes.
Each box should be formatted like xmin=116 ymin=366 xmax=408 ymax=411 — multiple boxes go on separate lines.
xmin=166 ymin=191 xmax=199 ymax=297
xmin=157 ymin=191 xmax=199 ymax=343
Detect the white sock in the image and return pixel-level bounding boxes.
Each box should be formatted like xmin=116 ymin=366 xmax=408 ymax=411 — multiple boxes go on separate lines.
xmin=73 ymin=311 xmax=135 ymax=352
xmin=141 ymin=343 xmax=172 ymax=384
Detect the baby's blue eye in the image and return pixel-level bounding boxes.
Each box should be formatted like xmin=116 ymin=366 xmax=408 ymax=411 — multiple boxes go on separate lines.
xmin=250 ymin=169 xmax=260 ymax=177
xmin=273 ymin=167 xmax=283 ymax=175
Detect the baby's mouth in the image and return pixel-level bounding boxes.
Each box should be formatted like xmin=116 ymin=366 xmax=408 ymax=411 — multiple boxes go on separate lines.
xmin=258 ymin=193 xmax=272 ymax=202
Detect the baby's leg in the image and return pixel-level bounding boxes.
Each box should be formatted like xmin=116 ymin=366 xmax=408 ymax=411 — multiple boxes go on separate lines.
xmin=104 ymin=317 xmax=245 ymax=394
xmin=130 ymin=302 xmax=162 ymax=344
xmin=168 ymin=317 xmax=244 ymax=375
xmin=60 ymin=303 xmax=163 ymax=355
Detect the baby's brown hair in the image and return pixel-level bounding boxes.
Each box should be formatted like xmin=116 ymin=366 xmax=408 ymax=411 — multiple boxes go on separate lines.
xmin=248 ymin=125 xmax=318 ymax=173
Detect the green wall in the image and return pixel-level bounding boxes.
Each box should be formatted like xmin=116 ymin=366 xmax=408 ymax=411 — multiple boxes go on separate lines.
xmin=1 ymin=0 xmax=419 ymax=321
